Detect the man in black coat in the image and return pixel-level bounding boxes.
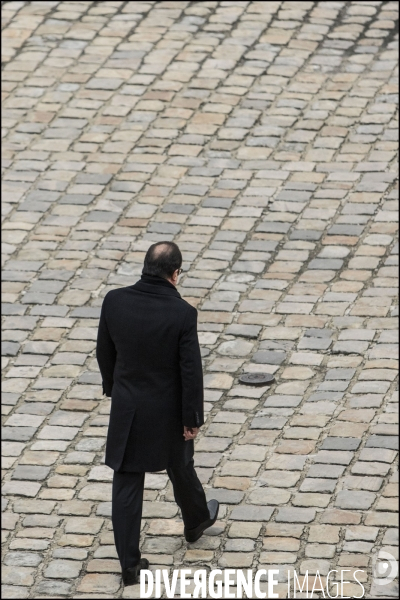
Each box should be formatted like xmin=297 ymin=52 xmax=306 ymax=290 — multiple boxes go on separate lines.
xmin=96 ymin=241 xmax=219 ymax=586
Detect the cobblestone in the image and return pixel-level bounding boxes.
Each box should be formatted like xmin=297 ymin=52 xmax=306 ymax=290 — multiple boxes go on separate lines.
xmin=1 ymin=0 xmax=399 ymax=598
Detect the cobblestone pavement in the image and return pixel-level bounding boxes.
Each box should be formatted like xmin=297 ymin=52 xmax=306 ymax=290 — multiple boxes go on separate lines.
xmin=1 ymin=1 xmax=399 ymax=598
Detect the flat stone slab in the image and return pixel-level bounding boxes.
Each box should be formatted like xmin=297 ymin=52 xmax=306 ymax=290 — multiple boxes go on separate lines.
xmin=335 ymin=491 xmax=376 ymax=510
xmin=230 ymin=506 xmax=274 ymax=521
xmin=44 ymin=559 xmax=82 ymax=579
xmin=252 ymin=351 xmax=286 ymax=365
xmin=11 ymin=466 xmax=50 ymax=481
xmin=275 ymin=508 xmax=316 ymax=523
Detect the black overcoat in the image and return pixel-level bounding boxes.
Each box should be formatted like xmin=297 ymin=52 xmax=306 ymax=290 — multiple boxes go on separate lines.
xmin=96 ymin=274 xmax=204 ymax=473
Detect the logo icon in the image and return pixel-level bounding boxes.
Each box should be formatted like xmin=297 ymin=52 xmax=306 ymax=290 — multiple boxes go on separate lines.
xmin=372 ymin=549 xmax=398 ymax=586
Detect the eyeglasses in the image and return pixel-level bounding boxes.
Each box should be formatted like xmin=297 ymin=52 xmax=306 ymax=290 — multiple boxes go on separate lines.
xmin=177 ymin=268 xmax=183 ymax=275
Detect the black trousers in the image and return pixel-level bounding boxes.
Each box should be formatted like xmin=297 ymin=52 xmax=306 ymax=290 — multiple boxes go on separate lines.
xmin=112 ymin=458 xmax=210 ymax=569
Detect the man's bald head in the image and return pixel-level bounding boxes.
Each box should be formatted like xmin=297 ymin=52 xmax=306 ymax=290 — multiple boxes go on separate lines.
xmin=142 ymin=241 xmax=182 ymax=280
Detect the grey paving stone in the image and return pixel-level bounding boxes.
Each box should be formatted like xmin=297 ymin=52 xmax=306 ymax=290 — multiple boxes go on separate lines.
xmin=308 ymin=392 xmax=343 ymax=402
xmin=382 ymin=529 xmax=398 ymax=545
xmin=369 ymin=580 xmax=399 ymax=598
xmin=230 ymin=506 xmax=274 ymax=521
xmin=4 ymin=552 xmax=42 ymax=567
xmin=5 ymin=261 xmax=44 ymax=272
xmin=30 ymin=306 xmax=69 ymax=317
xmin=2 ymin=272 xmax=36 ymax=283
xmin=308 ymin=259 xmax=343 ymax=270
xmin=335 ymin=491 xmax=376 ymax=510
xmin=206 ymin=489 xmax=245 ymax=504
xmin=142 ymin=537 xmax=182 ymax=554
xmin=49 ymin=411 xmax=88 ymax=427
xmin=203 ymin=198 xmax=234 ymax=209
xmin=2 ymin=427 xmax=38 ymax=442
xmin=3 ymin=316 xmax=38 ymax=330
xmin=275 ymin=508 xmax=316 ymax=523
xmin=260 ymin=471 xmax=301 ymax=488
xmin=75 ymin=439 xmax=106 ymax=452
xmin=257 ymin=222 xmax=291 ymax=233
xmin=96 ymin=502 xmax=112 ymax=517
xmin=217 ymin=339 xmax=254 ymax=357
xmin=290 ymin=230 xmax=322 ymax=241
xmin=351 ymin=381 xmax=391 ymax=394
xmin=260 ymin=341 xmax=294 ymax=351
xmin=300 ymin=479 xmax=337 ymax=493
xmin=225 ymin=538 xmax=255 ymax=552
xmin=225 ymin=325 xmax=261 ymax=338
xmin=365 ymin=436 xmax=398 ymax=450
xmin=35 ymin=580 xmax=73 ymax=596
xmin=12 ymin=466 xmax=51 ymax=481
xmin=15 ymin=402 xmax=54 ymax=415
xmin=318 ymin=381 xmax=349 ymax=392
xmin=28 ymin=281 xmax=66 ymax=294
xmin=1 ymin=586 xmax=30 ymax=599
xmin=2 ymin=304 xmax=27 ymax=316
xmin=315 ymin=451 xmax=354 ymax=465
xmin=22 ymin=515 xmax=61 ymax=527
xmin=320 ymin=438 xmax=361 ymax=451
xmin=2 ymin=342 xmax=20 ymax=356
xmin=325 ymin=369 xmax=356 ymax=380
xmin=23 ymin=342 xmax=58 ymax=355
xmin=307 ymin=464 xmax=345 ymax=479
xmin=39 ymin=270 xmax=74 ymax=281
xmin=304 ymin=329 xmax=333 ymax=339
xmin=333 ymin=341 xmax=369 ymax=354
xmin=44 ymin=559 xmax=82 ymax=579
xmin=264 ymin=396 xmax=302 ymax=408
xmin=252 ymin=351 xmax=286 ymax=365
xmin=250 ymin=417 xmax=288 ymax=430
xmin=59 ymin=194 xmax=95 ymax=205
xmin=298 ymin=338 xmax=332 ymax=350
xmin=148 ymin=223 xmax=181 ymax=234
xmin=2 ymin=394 xmax=20 ymax=406
xmin=53 ymin=548 xmax=88 ymax=561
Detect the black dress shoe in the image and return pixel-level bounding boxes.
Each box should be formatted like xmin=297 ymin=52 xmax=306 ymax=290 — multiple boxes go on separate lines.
xmin=122 ymin=558 xmax=150 ymax=586
xmin=184 ymin=499 xmax=219 ymax=543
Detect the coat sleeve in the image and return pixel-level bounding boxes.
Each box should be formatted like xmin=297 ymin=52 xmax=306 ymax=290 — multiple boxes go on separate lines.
xmin=96 ymin=294 xmax=116 ymax=397
xmin=179 ymin=306 xmax=204 ymax=428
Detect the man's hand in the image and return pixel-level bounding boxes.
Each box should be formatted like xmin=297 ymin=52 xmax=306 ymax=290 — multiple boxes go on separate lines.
xmin=183 ymin=426 xmax=199 ymax=441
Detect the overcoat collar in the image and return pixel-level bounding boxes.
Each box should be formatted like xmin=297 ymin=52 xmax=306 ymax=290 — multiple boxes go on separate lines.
xmin=132 ymin=273 xmax=181 ymax=298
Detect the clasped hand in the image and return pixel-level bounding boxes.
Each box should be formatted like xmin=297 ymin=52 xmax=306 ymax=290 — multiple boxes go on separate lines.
xmin=183 ymin=426 xmax=199 ymax=441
